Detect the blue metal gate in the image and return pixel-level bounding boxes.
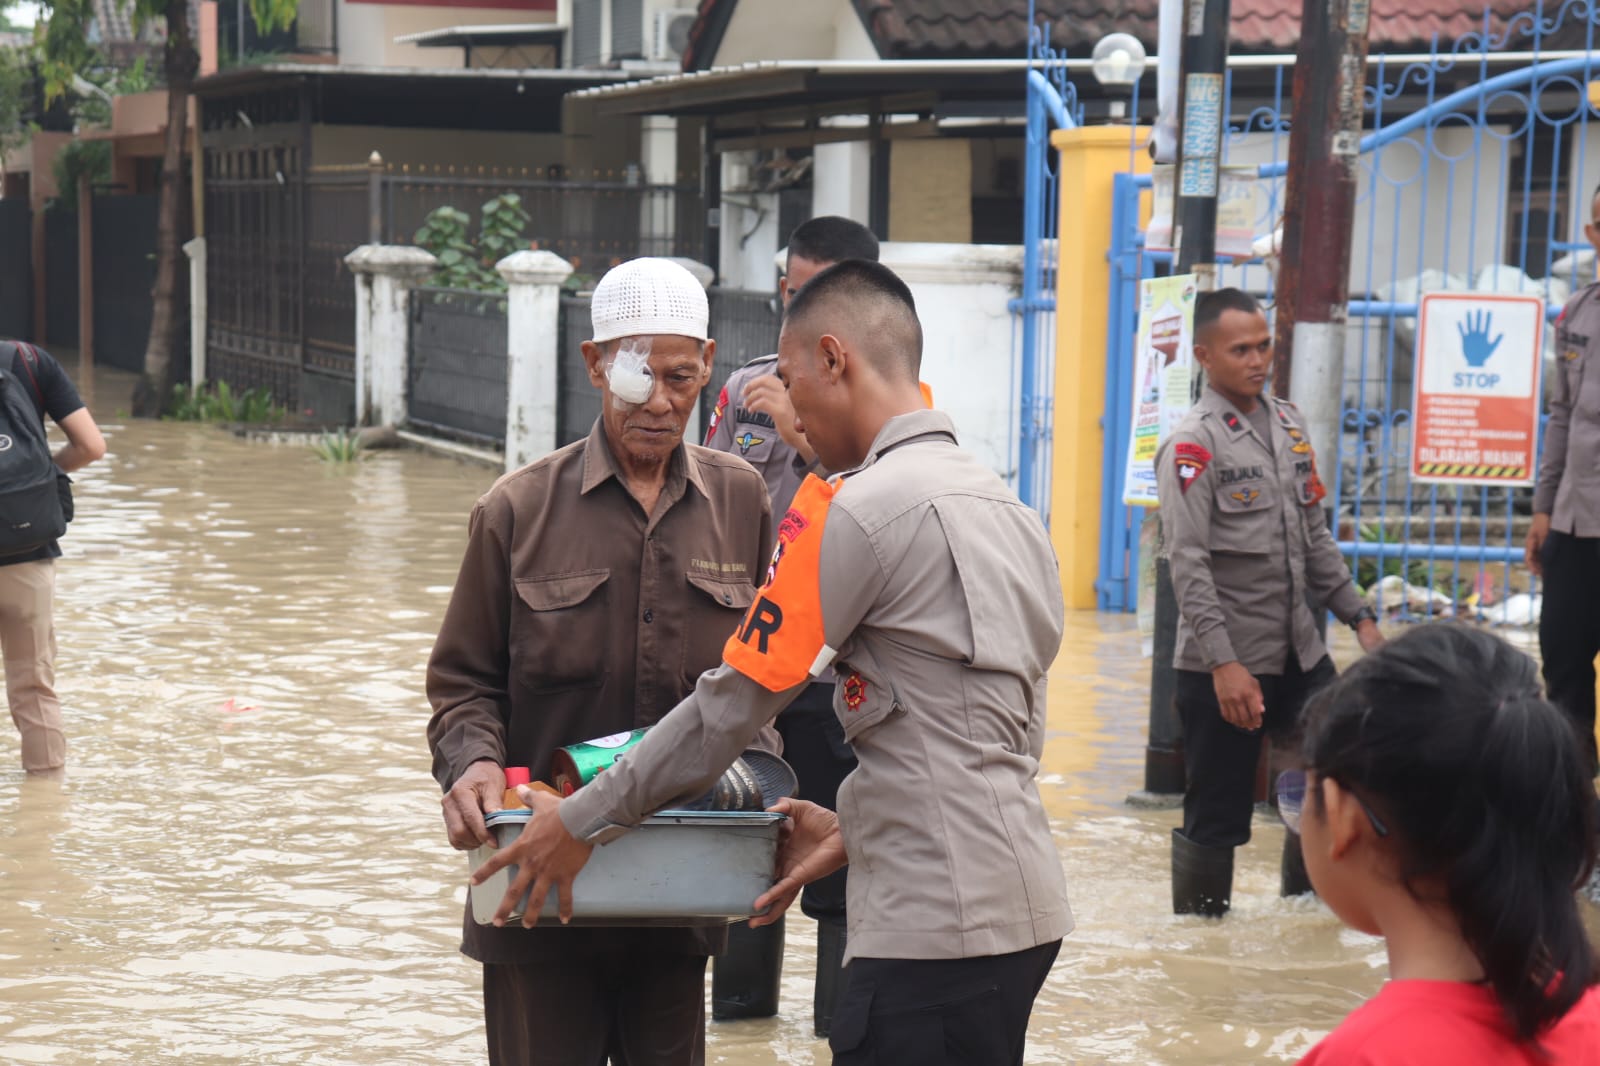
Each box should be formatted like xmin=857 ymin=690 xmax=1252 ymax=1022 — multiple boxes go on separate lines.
xmin=1099 ymin=4 xmax=1600 ymax=618
xmin=1012 ymin=28 xmax=1080 ymax=520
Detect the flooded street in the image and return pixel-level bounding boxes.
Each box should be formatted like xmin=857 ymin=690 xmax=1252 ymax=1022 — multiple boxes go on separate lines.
xmin=1 ymin=368 xmax=1594 ymax=1065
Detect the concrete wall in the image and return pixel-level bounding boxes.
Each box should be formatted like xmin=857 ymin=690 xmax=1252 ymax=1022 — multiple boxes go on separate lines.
xmin=879 ymin=242 xmax=1023 ymax=481
xmin=714 ymin=0 xmax=862 ymax=62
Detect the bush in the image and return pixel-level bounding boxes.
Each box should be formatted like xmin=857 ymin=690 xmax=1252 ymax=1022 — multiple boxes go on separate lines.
xmin=413 ymin=193 xmax=531 ymax=292
xmin=166 ymin=381 xmax=285 ymax=424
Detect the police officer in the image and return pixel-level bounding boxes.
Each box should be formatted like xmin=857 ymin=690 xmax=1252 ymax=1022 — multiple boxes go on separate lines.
xmin=1526 ymin=189 xmax=1600 ymax=781
xmin=1155 ymin=288 xmax=1383 ymax=917
xmin=476 ymin=260 xmax=1073 ymax=1066
xmin=701 ymin=216 xmax=880 ymax=1033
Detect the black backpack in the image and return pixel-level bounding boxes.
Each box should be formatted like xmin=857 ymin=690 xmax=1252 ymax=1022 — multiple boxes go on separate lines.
xmin=0 ymin=342 xmax=70 ymax=556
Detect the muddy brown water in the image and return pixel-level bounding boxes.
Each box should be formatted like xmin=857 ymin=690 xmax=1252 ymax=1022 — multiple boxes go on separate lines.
xmin=1 ymin=371 xmax=1594 ymax=1064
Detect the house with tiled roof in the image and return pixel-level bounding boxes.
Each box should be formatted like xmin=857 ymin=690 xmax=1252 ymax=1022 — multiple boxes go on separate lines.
xmin=684 ymin=0 xmax=1537 ymax=68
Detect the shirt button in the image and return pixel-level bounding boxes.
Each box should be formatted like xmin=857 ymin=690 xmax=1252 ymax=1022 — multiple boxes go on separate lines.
xmin=643 ymin=609 xmax=654 ymax=623
xmin=722 ymin=593 xmax=733 ymax=605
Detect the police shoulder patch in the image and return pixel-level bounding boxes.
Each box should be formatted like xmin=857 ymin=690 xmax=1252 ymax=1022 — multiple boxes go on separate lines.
xmin=1173 ymin=441 xmax=1212 ymax=494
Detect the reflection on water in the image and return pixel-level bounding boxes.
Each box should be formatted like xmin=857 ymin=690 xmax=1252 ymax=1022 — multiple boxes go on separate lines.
xmin=0 ymin=391 xmax=1593 ymax=1065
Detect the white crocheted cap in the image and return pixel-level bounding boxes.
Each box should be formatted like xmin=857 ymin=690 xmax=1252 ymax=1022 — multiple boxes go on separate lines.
xmin=590 ymin=257 xmax=710 ymax=343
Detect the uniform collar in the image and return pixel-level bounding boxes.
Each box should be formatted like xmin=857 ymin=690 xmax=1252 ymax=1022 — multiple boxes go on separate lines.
xmin=1198 ymin=386 xmax=1265 ymax=440
xmin=847 ymin=409 xmax=959 ymax=474
xmin=579 ymin=417 xmax=707 ymax=499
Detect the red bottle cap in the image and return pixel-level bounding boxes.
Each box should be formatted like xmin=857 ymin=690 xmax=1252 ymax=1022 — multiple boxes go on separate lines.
xmin=504 ymin=766 xmax=531 ymax=788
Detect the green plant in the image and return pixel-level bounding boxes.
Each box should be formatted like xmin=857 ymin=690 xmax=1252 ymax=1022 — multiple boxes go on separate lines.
xmin=1353 ymin=522 xmax=1438 ymax=593
xmin=50 ymin=139 xmax=111 ymax=205
xmin=165 ymin=381 xmax=285 ymax=424
xmin=310 ymin=428 xmax=364 ymax=463
xmin=413 ymin=193 xmax=532 ymax=293
xmin=414 ymin=205 xmax=486 ymax=289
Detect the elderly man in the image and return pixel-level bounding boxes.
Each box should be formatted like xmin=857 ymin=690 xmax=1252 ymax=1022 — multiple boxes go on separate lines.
xmin=426 ymin=257 xmax=773 ymax=1066
xmin=477 ymin=260 xmax=1072 ymax=1066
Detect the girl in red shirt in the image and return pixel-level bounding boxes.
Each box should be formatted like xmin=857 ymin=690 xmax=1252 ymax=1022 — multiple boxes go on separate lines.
xmin=1280 ymin=624 xmax=1600 ymax=1065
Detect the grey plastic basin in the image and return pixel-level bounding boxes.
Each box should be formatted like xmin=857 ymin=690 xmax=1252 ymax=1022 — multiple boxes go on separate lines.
xmin=468 ymin=809 xmax=785 ymax=926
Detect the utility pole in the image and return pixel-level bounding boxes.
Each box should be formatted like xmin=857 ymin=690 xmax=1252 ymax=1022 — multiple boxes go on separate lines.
xmin=1135 ymin=0 xmax=1231 ymax=803
xmin=1272 ymin=0 xmax=1372 ymax=474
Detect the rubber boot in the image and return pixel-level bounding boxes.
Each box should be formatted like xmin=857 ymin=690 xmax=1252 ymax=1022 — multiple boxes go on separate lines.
xmin=1280 ymin=830 xmax=1315 ymax=897
xmin=1171 ymin=828 xmax=1234 ymax=917
xmin=812 ymin=915 xmax=849 ymax=1039
xmin=711 ymin=915 xmax=784 ymax=1020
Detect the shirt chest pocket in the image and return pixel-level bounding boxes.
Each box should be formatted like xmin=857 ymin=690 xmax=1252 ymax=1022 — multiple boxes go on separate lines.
xmin=512 ymin=569 xmax=610 ymax=693
xmin=1211 ymin=482 xmax=1277 ymax=553
xmin=682 ymin=571 xmax=756 ymax=684
xmin=727 ymin=421 xmax=781 ymax=466
xmin=833 ymin=654 xmax=905 ymax=747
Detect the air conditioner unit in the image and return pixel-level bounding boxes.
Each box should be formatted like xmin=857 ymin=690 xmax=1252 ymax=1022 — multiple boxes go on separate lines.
xmin=651 ymin=9 xmax=696 ymax=63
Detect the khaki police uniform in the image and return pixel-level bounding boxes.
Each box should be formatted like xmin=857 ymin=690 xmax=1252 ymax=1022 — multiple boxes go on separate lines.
xmin=1155 ymin=387 xmax=1365 ymax=850
xmin=562 ymin=409 xmax=1072 ymax=1065
xmin=1536 ymin=284 xmax=1600 ymax=774
xmin=703 ymin=354 xmax=848 ymax=1026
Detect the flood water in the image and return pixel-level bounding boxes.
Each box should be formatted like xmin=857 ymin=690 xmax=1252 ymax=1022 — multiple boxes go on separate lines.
xmin=1 ymin=366 xmax=1595 ymax=1065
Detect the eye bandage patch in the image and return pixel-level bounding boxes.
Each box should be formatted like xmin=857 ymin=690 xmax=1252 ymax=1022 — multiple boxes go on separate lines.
xmin=606 ymin=338 xmax=655 ymax=407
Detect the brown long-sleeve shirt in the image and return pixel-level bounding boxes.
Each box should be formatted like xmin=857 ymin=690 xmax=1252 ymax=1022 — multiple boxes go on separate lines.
xmin=426 ymin=418 xmax=772 ymax=963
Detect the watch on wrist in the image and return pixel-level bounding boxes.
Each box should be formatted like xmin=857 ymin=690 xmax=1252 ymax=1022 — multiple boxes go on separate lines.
xmin=1348 ymin=606 xmax=1378 ymax=629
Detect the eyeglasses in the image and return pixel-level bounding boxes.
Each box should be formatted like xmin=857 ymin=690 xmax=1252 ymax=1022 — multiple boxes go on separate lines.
xmin=1275 ymin=769 xmax=1390 ymax=838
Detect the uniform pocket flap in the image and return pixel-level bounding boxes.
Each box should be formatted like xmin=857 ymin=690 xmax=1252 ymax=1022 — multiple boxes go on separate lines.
xmin=686 ymin=571 xmax=756 ymax=610
xmin=1215 ymin=484 xmax=1271 ymax=513
xmin=836 ymin=664 xmax=903 ymax=744
xmin=515 ymin=569 xmax=610 ymax=611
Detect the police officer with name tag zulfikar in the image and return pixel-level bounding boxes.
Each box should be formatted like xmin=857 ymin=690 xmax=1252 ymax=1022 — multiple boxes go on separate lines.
xmin=1155 ymin=288 xmax=1385 ymax=918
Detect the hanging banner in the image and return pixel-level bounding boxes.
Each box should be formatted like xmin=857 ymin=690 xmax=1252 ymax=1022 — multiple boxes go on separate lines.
xmin=1145 ymin=166 xmax=1260 ymax=260
xmin=1123 ymin=274 xmax=1198 ymax=507
xmin=1410 ymin=291 xmax=1544 ymax=486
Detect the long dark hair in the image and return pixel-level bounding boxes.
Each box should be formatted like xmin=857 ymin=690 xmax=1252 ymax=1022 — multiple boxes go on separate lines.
xmin=1300 ymin=624 xmax=1598 ymax=1041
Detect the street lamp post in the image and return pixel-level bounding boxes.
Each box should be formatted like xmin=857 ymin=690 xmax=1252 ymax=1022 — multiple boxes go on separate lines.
xmin=1091 ymin=33 xmax=1148 ymax=123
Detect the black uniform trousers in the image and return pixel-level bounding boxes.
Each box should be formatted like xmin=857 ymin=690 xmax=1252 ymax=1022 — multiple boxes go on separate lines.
xmin=1539 ymin=531 xmax=1600 ymax=777
xmin=775 ymin=679 xmax=856 ymax=918
xmin=828 ymin=941 xmax=1061 ymax=1066
xmin=1176 ymin=655 xmax=1337 ymax=849
xmin=483 ymin=930 xmax=707 ymax=1066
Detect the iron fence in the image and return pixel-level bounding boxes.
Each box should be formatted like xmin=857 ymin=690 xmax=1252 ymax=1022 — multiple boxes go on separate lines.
xmin=408 ymin=287 xmax=509 ymax=447
xmin=558 ymin=294 xmax=600 ymax=447
xmin=703 ymin=289 xmax=781 ymax=428
xmin=377 ymin=170 xmax=706 ymax=282
xmin=1090 ymin=3 xmax=1600 ymax=615
xmin=204 ymin=152 xmax=703 ymax=414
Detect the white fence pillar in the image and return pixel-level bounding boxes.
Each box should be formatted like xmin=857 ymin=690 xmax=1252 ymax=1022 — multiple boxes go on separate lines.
xmin=182 ymin=237 xmax=206 ymax=390
xmin=498 ymin=250 xmax=574 ymax=472
xmin=346 ymin=244 xmax=438 ymax=427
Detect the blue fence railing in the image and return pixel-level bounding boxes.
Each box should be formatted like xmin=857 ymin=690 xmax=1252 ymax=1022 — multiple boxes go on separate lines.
xmin=1095 ymin=5 xmax=1600 ymax=614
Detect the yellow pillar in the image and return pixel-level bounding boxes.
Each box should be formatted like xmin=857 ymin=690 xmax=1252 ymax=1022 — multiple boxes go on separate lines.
xmin=1048 ymin=127 xmax=1150 ymax=609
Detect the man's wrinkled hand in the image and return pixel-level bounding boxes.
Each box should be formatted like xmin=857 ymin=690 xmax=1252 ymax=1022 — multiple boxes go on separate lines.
xmin=469 ymin=786 xmax=593 ymax=928
xmin=1212 ymin=661 xmax=1265 ymax=731
xmin=750 ymin=798 xmax=847 ymax=928
xmin=741 ymin=376 xmax=816 ymax=463
xmin=442 ymin=759 xmax=504 ymax=850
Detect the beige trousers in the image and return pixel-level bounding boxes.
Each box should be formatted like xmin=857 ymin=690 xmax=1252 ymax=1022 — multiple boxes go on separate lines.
xmin=0 ymin=560 xmax=63 ymax=771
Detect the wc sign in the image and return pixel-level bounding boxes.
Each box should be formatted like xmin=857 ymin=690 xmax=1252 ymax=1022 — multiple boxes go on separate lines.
xmin=1410 ymin=291 xmax=1545 ymax=486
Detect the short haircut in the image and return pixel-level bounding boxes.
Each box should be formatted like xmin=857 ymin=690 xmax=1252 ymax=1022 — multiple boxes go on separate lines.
xmin=1194 ymin=288 xmax=1262 ymax=340
xmin=786 ymin=216 xmax=880 ymax=269
xmin=782 ymin=259 xmax=921 ymax=379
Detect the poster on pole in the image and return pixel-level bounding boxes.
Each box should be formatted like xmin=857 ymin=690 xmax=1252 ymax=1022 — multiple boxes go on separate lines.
xmin=1123 ymin=274 xmax=1198 ymax=507
xmin=1145 ymin=166 xmax=1260 ymax=259
xmin=1410 ymin=291 xmax=1544 ymax=487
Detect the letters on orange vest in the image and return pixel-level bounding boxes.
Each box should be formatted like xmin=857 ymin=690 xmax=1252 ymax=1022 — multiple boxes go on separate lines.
xmin=724 ymin=474 xmax=838 ymax=692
